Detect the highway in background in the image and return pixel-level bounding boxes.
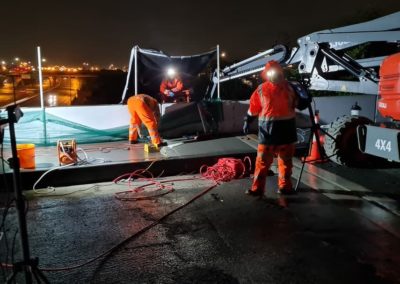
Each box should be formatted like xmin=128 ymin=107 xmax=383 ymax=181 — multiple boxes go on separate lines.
xmin=0 ymin=75 xmax=88 ymax=108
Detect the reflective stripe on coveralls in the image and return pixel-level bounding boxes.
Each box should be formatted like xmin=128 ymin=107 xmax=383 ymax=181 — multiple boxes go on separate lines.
xmin=129 ymin=124 xmax=139 ymax=141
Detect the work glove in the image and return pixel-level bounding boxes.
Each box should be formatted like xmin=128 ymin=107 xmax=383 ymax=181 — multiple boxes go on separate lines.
xmin=243 ymin=115 xmax=256 ymax=135
xmin=168 ymin=91 xmax=175 ymax=97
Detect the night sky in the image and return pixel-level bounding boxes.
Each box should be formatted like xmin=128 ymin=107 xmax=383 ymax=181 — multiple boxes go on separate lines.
xmin=1 ymin=0 xmax=400 ymax=67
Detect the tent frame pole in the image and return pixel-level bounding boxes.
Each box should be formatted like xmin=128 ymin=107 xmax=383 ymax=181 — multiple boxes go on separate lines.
xmin=134 ymin=46 xmax=138 ymax=95
xmin=37 ymin=46 xmax=47 ymax=144
xmin=217 ymin=44 xmax=220 ymax=100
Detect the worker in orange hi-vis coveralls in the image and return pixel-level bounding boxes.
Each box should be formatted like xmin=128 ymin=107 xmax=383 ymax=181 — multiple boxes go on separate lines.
xmin=243 ymin=60 xmax=298 ymax=196
xmin=159 ymin=68 xmax=190 ymax=103
xmin=160 ymin=77 xmax=183 ymax=98
xmin=127 ymin=94 xmax=165 ymax=146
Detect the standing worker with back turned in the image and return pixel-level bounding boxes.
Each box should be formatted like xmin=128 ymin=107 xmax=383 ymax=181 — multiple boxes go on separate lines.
xmin=243 ymin=60 xmax=298 ymax=196
xmin=127 ymin=94 xmax=165 ymax=147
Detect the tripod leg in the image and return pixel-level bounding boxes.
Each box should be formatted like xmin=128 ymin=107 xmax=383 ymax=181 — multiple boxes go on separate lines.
xmin=32 ymin=269 xmax=41 ymax=283
xmin=6 ymin=269 xmax=18 ymax=284
xmin=319 ymin=126 xmax=337 ymax=142
xmin=32 ymin=268 xmax=50 ymax=284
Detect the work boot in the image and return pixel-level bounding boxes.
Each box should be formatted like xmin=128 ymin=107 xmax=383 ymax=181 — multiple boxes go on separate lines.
xmin=129 ymin=140 xmax=138 ymax=144
xmin=157 ymin=141 xmax=168 ymax=147
xmin=277 ymin=187 xmax=296 ymax=195
xmin=245 ymin=189 xmax=264 ymax=197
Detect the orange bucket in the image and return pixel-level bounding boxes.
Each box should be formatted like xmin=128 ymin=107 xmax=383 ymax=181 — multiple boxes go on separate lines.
xmin=17 ymin=144 xmax=36 ymax=169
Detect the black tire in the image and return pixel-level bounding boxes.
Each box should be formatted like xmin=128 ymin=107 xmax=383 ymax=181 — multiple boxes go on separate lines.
xmin=324 ymin=115 xmax=374 ymax=167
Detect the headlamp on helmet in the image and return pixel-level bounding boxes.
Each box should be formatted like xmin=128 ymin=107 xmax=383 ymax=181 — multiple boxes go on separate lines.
xmin=166 ymin=67 xmax=176 ymax=79
xmin=265 ymin=67 xmax=283 ymax=84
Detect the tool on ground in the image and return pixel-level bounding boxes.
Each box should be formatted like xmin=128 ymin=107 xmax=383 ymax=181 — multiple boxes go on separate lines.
xmin=57 ymin=139 xmax=78 ymax=165
xmin=144 ymin=143 xmax=160 ymax=153
xmin=211 ymin=193 xmax=224 ymax=202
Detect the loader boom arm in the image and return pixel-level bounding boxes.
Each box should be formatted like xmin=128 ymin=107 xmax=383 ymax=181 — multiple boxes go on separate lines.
xmin=209 ymin=12 xmax=400 ymax=99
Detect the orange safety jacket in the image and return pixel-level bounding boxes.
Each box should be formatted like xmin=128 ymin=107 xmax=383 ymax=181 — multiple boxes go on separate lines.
xmin=160 ymin=78 xmax=183 ymax=94
xmin=248 ymin=81 xmax=297 ymax=145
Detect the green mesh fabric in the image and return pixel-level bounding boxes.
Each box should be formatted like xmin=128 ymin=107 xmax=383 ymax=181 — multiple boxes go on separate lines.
xmin=2 ymin=110 xmax=128 ymax=146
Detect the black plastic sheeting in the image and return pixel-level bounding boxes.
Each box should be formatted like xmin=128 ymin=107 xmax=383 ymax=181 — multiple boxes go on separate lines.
xmin=123 ymin=48 xmax=216 ymax=102
xmin=158 ymin=102 xmax=218 ymax=138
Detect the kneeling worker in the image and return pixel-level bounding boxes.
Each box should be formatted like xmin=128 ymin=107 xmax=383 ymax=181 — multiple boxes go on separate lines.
xmin=127 ymin=94 xmax=165 ymax=147
xmin=160 ymin=67 xmax=190 ymax=103
xmin=243 ymin=60 xmax=298 ymax=196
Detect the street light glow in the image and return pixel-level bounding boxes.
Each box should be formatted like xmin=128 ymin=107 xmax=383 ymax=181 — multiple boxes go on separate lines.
xmin=221 ymin=52 xmax=226 ymax=58
xmin=15 ymin=57 xmax=20 ymax=61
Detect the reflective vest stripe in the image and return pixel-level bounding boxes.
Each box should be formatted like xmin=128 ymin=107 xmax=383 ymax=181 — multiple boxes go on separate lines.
xmin=258 ymin=85 xmax=265 ymax=110
xmin=258 ymin=115 xmax=295 ymax=122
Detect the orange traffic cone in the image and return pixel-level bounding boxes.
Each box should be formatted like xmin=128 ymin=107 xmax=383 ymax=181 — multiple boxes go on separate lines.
xmin=304 ymin=111 xmax=327 ymax=163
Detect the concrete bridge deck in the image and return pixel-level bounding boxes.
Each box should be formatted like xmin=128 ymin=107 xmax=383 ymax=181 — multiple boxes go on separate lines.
xmin=1 ymin=136 xmax=400 ymax=283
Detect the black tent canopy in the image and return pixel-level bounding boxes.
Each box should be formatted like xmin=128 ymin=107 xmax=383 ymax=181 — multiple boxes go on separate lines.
xmin=121 ymin=46 xmax=217 ymax=103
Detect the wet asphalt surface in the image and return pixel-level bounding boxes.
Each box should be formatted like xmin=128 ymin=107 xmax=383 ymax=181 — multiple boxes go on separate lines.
xmin=1 ymin=174 xmax=400 ymax=283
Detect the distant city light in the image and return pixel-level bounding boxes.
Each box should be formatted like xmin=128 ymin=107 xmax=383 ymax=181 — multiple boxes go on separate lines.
xmin=108 ymin=64 xmax=117 ymax=70
xmin=0 ymin=59 xmax=113 ymax=74
xmin=48 ymin=94 xmax=57 ymax=107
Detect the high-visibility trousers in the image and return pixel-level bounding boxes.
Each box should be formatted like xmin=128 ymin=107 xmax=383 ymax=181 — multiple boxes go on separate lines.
xmin=127 ymin=97 xmax=161 ymax=145
xmin=251 ymin=143 xmax=295 ymax=192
